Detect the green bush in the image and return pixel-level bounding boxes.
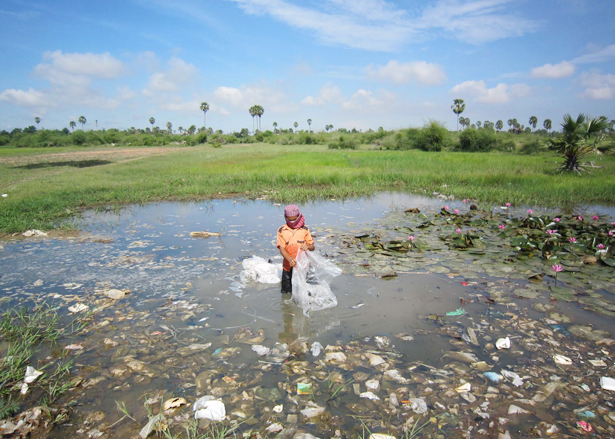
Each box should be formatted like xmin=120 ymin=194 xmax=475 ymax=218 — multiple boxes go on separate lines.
xmin=71 ymin=131 xmax=86 ymax=146
xmin=457 ymin=128 xmax=499 ymax=152
xmin=518 ymin=138 xmax=546 ymax=155
xmin=412 ymin=121 xmax=449 ymax=152
xmin=328 ymin=135 xmax=357 ymax=150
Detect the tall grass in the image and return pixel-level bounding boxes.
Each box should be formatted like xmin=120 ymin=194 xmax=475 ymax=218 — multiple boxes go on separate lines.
xmin=1 ymin=144 xmax=614 ymax=233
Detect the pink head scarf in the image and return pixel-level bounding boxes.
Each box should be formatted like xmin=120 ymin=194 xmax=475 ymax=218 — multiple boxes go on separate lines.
xmin=284 ymin=204 xmax=305 ymax=229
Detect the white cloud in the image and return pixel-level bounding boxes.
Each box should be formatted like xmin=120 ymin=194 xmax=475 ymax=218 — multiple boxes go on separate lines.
xmin=367 ymin=60 xmax=447 ymax=85
xmin=531 ymin=61 xmax=575 ymax=78
xmin=578 ymin=71 xmax=615 ymax=100
xmin=342 ymin=89 xmax=397 ymax=112
xmin=34 ymin=50 xmax=124 ymax=83
xmin=301 ymin=83 xmax=343 ymax=106
xmin=143 ymin=57 xmax=197 ymax=94
xmin=451 ymin=80 xmax=529 ymax=104
xmin=213 ymin=81 xmax=298 ymax=113
xmin=572 ymin=44 xmax=615 ymax=64
xmin=0 ymin=88 xmax=53 ymax=109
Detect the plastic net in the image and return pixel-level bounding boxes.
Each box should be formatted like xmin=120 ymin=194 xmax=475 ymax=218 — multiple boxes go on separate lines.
xmin=292 ymin=250 xmax=342 ymax=316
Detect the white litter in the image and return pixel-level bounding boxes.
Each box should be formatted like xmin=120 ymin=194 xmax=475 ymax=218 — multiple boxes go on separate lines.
xmin=239 ymin=256 xmax=282 ymax=284
xmin=24 ymin=366 xmax=43 ymax=384
xmin=496 ymin=337 xmax=511 ymax=350
xmin=251 ymin=345 xmax=270 ymax=356
xmin=68 ymin=303 xmax=89 ymax=313
xmin=292 ymin=250 xmax=341 ymax=316
xmin=22 ymin=229 xmax=47 ymax=237
xmin=360 ymin=391 xmax=380 ymax=401
xmin=501 ymin=370 xmax=524 ymax=387
xmin=553 ymin=355 xmax=572 ymax=365
xmin=310 ymin=341 xmax=323 ymax=357
xmin=193 ymin=396 xmax=226 ymax=421
xmin=600 ymin=377 xmax=615 ymax=391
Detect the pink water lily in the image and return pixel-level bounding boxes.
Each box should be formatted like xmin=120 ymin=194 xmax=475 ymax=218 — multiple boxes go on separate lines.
xmin=462 ymin=199 xmax=467 ymax=203
xmin=408 ymin=235 xmax=415 ymax=242
xmin=609 ymin=231 xmax=614 ymax=236
xmin=456 ymin=228 xmax=462 ymax=234
xmin=454 ymin=209 xmax=459 ymax=214
xmin=527 ymin=209 xmax=533 ymax=214
xmin=578 ymin=216 xmax=583 ymax=221
xmin=499 ymin=224 xmax=505 ymax=230
xmin=598 ymin=244 xmax=605 ymax=249
xmin=505 ymin=203 xmax=511 ymax=207
xmin=569 ymin=237 xmax=577 ymax=243
xmin=547 ymin=230 xmax=556 ymax=235
xmin=552 ymin=264 xmax=563 ymax=272
xmin=444 ymin=205 xmax=449 ymax=210
xmin=593 ymin=215 xmax=599 ymax=220
xmin=554 ymin=217 xmax=560 ymax=222
xmin=612 ymin=222 xmax=615 ymax=227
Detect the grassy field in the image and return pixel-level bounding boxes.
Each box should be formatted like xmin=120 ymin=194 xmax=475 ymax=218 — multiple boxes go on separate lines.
xmin=1 ymin=143 xmax=614 ymax=234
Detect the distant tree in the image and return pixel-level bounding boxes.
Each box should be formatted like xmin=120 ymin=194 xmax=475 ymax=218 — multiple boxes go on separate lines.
xmin=200 ymin=102 xmax=210 ymax=130
xmin=476 ymin=121 xmax=481 ymax=128
xmin=294 ymin=121 xmax=298 ymax=132
xmin=609 ymin=119 xmax=615 ymax=134
xmin=78 ymin=116 xmax=87 ymax=130
xmin=529 ymin=116 xmax=538 ymax=130
xmin=34 ymin=117 xmax=41 ymax=129
xmin=69 ymin=121 xmax=76 ymax=132
xmin=543 ymin=119 xmax=552 ymax=134
xmin=166 ymin=122 xmax=172 ymax=134
xmin=178 ymin=126 xmax=184 ymax=134
xmin=451 ymin=98 xmax=465 ymax=132
xmin=188 ymin=125 xmax=196 ymax=135
xmin=256 ymin=105 xmax=264 ymax=131
xmin=273 ymin=121 xmax=278 ymax=133
xmin=524 ymin=127 xmax=532 ymax=133
xmin=149 ymin=117 xmax=155 ymax=131
xmin=249 ymin=106 xmax=257 ymax=132
xmin=307 ymin=118 xmax=312 ymax=132
xmin=549 ymin=114 xmax=609 ymax=174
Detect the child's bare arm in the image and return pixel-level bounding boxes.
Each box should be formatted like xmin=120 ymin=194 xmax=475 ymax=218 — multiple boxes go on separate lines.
xmin=279 ymin=246 xmax=296 ymax=267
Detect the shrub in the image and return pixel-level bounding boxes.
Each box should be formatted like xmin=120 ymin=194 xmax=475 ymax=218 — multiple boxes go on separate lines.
xmin=413 ymin=121 xmax=449 ymax=152
xmin=328 ymin=135 xmax=357 ymax=150
xmin=457 ymin=128 xmax=498 ymax=152
xmin=71 ymin=131 xmax=86 ymax=146
xmin=518 ymin=138 xmax=546 ymax=155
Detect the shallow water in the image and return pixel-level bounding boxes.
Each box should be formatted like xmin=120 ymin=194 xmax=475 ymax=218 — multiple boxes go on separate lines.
xmin=1 ymin=192 xmax=614 ymax=438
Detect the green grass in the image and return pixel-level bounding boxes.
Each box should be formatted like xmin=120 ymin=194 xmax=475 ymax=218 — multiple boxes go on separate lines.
xmin=1 ymin=143 xmax=614 ymax=233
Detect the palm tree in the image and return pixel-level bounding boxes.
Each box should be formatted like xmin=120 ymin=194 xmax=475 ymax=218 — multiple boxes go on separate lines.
xmin=495 ymin=120 xmax=503 ymax=132
xmin=549 ymin=114 xmax=609 ymax=174
xmin=166 ymin=122 xmax=172 ymax=134
xmin=543 ymin=119 xmax=552 ymax=135
xmin=294 ymin=121 xmax=298 ymax=132
xmin=476 ymin=121 xmax=481 ymax=128
xmin=307 ymin=119 xmax=312 ymax=133
xmin=512 ymin=118 xmax=519 ymax=134
xmin=273 ymin=121 xmax=278 ymax=133
xmin=200 ymin=102 xmax=210 ymax=130
xmin=149 ymin=117 xmax=155 ymax=132
xmin=69 ymin=121 xmax=76 ymax=132
xmin=529 ymin=116 xmax=538 ymax=130
xmin=249 ymin=106 xmax=257 ymax=133
xmin=78 ymin=116 xmax=86 ymax=130
xmin=34 ymin=117 xmax=41 ymax=129
xmin=256 ymin=105 xmax=264 ymax=131
xmin=451 ymin=98 xmax=465 ymax=132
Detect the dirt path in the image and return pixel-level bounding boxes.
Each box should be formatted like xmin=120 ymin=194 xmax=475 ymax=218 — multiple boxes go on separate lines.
xmin=0 ymin=147 xmax=174 ymax=166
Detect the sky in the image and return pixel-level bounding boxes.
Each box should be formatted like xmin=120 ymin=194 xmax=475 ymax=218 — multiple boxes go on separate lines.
xmin=0 ymin=0 xmax=614 ymax=133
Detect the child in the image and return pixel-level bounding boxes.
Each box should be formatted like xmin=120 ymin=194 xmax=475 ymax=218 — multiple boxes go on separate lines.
xmin=277 ymin=205 xmax=315 ymax=294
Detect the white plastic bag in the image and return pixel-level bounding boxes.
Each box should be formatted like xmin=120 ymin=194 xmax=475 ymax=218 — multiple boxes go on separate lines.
xmin=292 ymin=250 xmax=341 ymax=316
xmin=240 ymin=256 xmax=282 ymax=284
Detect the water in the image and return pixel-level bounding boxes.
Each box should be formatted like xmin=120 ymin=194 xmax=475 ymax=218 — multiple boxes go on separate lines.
xmin=1 ymin=193 xmax=614 ymax=438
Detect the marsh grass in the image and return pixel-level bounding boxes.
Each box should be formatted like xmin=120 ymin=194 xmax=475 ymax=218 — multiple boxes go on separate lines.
xmin=0 ymin=304 xmax=83 ymax=418
xmin=1 ymin=144 xmax=614 ymax=233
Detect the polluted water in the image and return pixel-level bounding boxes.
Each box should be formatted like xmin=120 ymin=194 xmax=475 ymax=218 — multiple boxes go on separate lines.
xmin=0 ymin=192 xmax=614 ymax=438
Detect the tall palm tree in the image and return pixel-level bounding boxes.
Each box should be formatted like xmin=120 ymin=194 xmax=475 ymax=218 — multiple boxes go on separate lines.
xmin=69 ymin=121 xmax=76 ymax=132
xmin=549 ymin=114 xmax=609 ymax=174
xmin=34 ymin=117 xmax=41 ymax=129
xmin=256 ymin=105 xmax=264 ymax=131
xmin=200 ymin=102 xmax=210 ymax=130
xmin=78 ymin=116 xmax=87 ymax=130
xmin=529 ymin=116 xmax=538 ymax=130
xmin=543 ymin=119 xmax=552 ymax=135
xmin=294 ymin=121 xmax=298 ymax=133
xmin=273 ymin=121 xmax=278 ymax=133
xmin=476 ymin=121 xmax=481 ymax=128
xmin=149 ymin=117 xmax=155 ymax=132
xmin=512 ymin=118 xmax=519 ymax=134
xmin=249 ymin=106 xmax=257 ymax=133
xmin=495 ymin=120 xmax=503 ymax=132
xmin=451 ymin=99 xmax=465 ymax=132
xmin=307 ymin=119 xmax=312 ymax=132
xmin=166 ymin=122 xmax=172 ymax=134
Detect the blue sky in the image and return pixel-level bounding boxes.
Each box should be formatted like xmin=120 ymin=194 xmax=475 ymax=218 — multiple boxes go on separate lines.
xmin=1 ymin=0 xmax=614 ymax=133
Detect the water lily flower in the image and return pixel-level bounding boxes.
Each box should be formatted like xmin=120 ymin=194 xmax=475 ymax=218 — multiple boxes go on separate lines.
xmin=462 ymin=199 xmax=467 ymax=203
xmin=456 ymin=228 xmax=462 ymax=234
xmin=569 ymin=237 xmax=577 ymax=243
xmin=527 ymin=209 xmax=533 ymax=214
xmin=612 ymin=222 xmax=615 ymax=227
xmin=499 ymin=224 xmax=505 ymax=230
xmin=408 ymin=235 xmax=414 ymax=242
xmin=547 ymin=230 xmax=555 ymax=234
xmin=609 ymin=231 xmax=614 ymax=236
xmin=554 ymin=217 xmax=560 ymax=222
xmin=593 ymin=215 xmax=599 ymax=220
xmin=505 ymin=203 xmax=511 ymax=207
xmin=444 ymin=205 xmax=449 ymax=210
xmin=552 ymin=264 xmax=563 ymax=273
xmin=454 ymin=209 xmax=459 ymax=214
xmin=598 ymin=244 xmax=605 ymax=249
xmin=578 ymin=216 xmax=583 ymax=221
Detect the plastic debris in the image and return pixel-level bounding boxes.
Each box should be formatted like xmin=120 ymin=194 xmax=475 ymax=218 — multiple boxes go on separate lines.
xmin=68 ymin=303 xmax=89 ymax=313
xmin=24 ymin=366 xmax=43 ymax=384
xmin=190 ymin=231 xmax=221 ymax=238
xmin=483 ymin=372 xmax=502 ymax=383
xmin=501 ymin=370 xmax=523 ymax=387
xmin=297 ymin=383 xmax=312 ymax=395
xmin=359 ymin=391 xmax=380 ymax=401
xmin=22 ymin=229 xmax=47 ymax=237
xmin=64 ymin=344 xmax=84 ymax=350
xmin=251 ymin=345 xmax=270 ymax=356
xmin=575 ymin=410 xmax=596 ymax=421
xmin=310 ymin=341 xmax=323 ymax=357
xmin=455 ymin=383 xmax=472 ymax=393
xmin=105 ymin=289 xmax=128 ymax=300
xmin=508 ymin=404 xmax=530 ymax=415
xmin=193 ymin=396 xmax=226 ymax=421
xmin=496 ymin=337 xmax=511 ymax=350
xmin=408 ymin=398 xmax=428 ymax=414
xmin=577 ymin=421 xmax=592 ymax=432
xmin=239 ymin=256 xmax=281 ymax=284
xmin=446 ymin=308 xmax=466 ymax=316
xmin=553 ymin=354 xmax=572 ymax=365
xmin=140 ymin=414 xmax=165 ymax=438
xmin=162 ymin=397 xmax=186 ymax=411
xmin=600 ymin=376 xmax=615 ymax=391
xmin=588 ymin=359 xmax=607 ymax=367
xmin=292 ymin=250 xmax=341 ymax=316
xmin=272 ymin=405 xmax=283 ymax=413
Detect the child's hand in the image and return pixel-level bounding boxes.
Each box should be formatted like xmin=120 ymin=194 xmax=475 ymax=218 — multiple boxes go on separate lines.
xmin=300 ymin=243 xmax=309 ymax=251
xmin=288 ymin=257 xmax=296 ymax=267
